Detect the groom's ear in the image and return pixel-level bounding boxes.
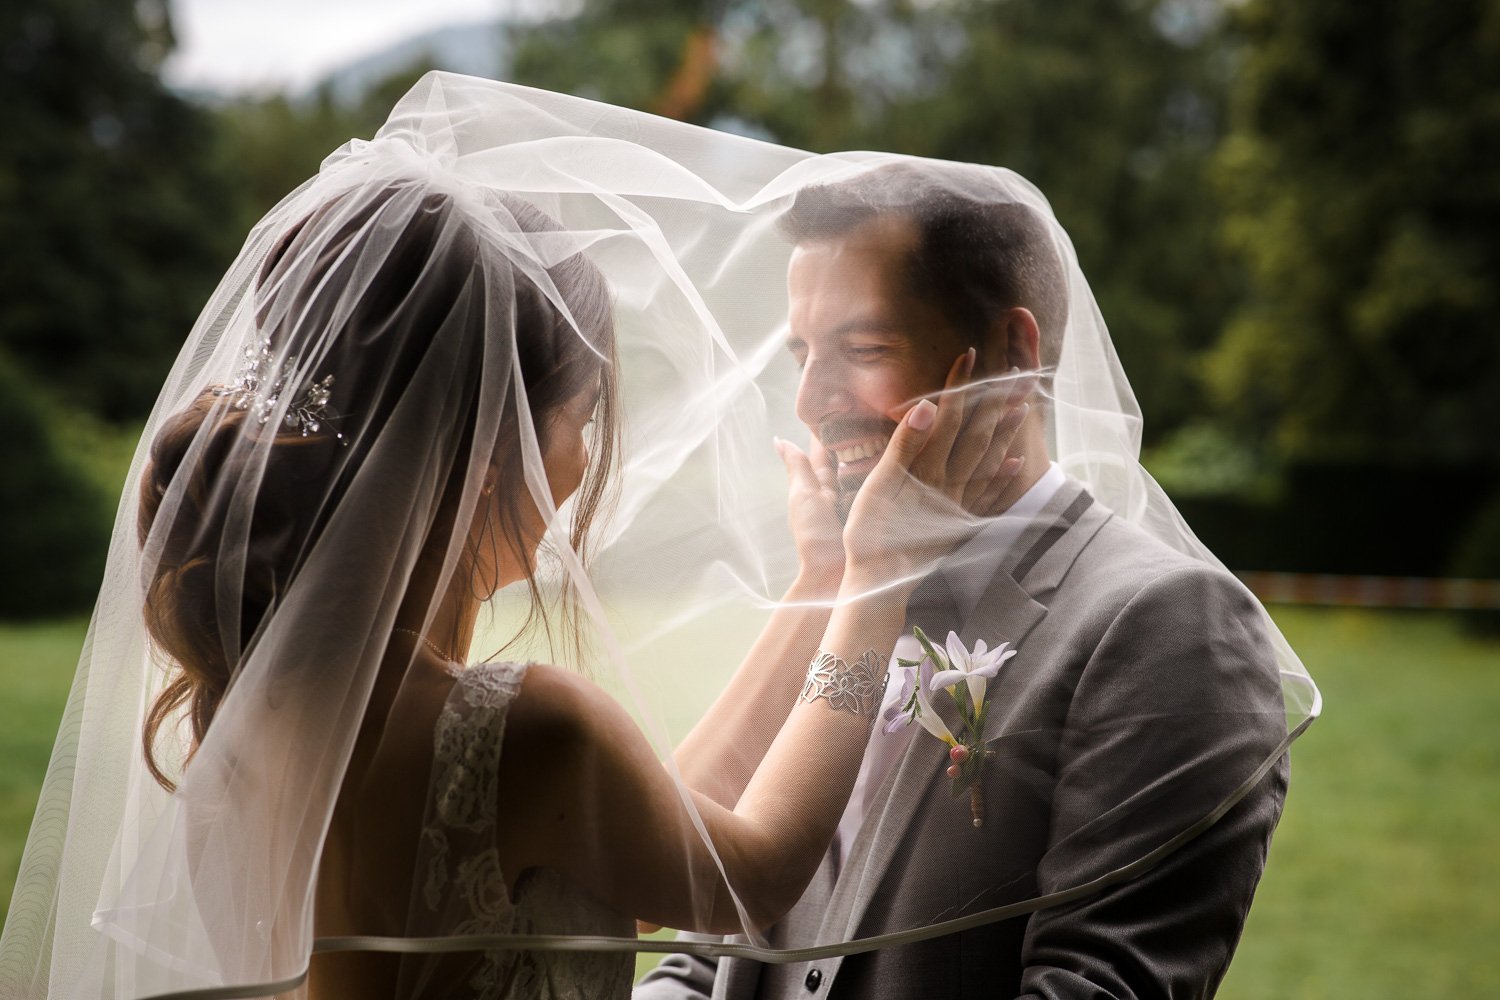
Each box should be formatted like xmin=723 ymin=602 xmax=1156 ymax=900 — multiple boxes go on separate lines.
xmin=980 ymin=307 xmax=1041 ymax=374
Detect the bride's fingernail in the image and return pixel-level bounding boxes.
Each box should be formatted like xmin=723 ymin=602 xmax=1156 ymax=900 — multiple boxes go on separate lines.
xmin=963 ymin=348 xmax=976 ymax=376
xmin=907 ymin=399 xmax=937 ymax=430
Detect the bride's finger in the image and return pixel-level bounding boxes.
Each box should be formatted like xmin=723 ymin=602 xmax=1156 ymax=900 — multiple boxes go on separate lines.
xmin=774 ymin=437 xmax=822 ymax=496
xmin=944 ymin=369 xmax=1017 ymax=487
xmin=908 ymin=348 xmax=973 ymax=485
xmin=963 ymin=402 xmax=1029 ymax=513
xmin=806 ymin=433 xmax=838 ymax=496
xmin=865 ymin=397 xmax=938 ymax=491
xmin=971 ymin=454 xmax=1026 ymax=517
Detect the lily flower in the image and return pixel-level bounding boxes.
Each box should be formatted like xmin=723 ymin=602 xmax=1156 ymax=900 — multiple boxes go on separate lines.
xmin=908 ymin=656 xmax=957 ymax=746
xmin=928 ymin=631 xmax=1017 ymax=709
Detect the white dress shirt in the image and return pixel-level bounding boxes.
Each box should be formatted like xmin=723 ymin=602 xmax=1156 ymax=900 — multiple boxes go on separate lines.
xmin=831 ymin=462 xmax=1066 ymax=870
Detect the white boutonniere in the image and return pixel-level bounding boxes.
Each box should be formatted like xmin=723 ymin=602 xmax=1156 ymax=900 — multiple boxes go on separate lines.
xmin=885 ymin=627 xmax=1017 ymax=828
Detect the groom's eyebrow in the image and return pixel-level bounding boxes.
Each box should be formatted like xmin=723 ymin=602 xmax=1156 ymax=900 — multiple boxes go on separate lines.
xmin=827 ymin=317 xmax=907 ymax=338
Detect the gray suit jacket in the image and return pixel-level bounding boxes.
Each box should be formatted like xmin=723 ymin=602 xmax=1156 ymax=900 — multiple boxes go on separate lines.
xmin=638 ymin=480 xmax=1289 ymax=999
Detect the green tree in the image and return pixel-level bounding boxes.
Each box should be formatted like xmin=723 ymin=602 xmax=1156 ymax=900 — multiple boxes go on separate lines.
xmin=211 ymin=64 xmax=445 ymax=232
xmin=877 ymin=0 xmax=1238 ymax=440
xmin=1 ymin=0 xmax=241 ymax=422
xmin=1 ymin=0 xmax=242 ymax=614
xmin=0 ymin=354 xmax=111 ymax=617
xmin=1207 ymin=0 xmax=1500 ymax=467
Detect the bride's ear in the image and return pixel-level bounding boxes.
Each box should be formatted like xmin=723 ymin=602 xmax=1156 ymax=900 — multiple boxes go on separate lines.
xmin=981 ymin=307 xmax=1041 ymax=373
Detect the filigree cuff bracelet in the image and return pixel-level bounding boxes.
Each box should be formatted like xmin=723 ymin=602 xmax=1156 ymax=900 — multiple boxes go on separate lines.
xmin=800 ymin=649 xmax=889 ymax=717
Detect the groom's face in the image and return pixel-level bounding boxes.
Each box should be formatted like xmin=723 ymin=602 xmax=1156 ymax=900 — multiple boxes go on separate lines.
xmin=785 ymin=216 xmax=969 ymax=506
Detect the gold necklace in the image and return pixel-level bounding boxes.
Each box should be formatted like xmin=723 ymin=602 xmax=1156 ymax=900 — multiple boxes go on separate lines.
xmin=393 ymin=627 xmax=459 ymax=662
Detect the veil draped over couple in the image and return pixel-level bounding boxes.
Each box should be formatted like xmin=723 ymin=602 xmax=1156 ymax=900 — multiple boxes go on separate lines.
xmin=0 ymin=73 xmax=1318 ymax=1000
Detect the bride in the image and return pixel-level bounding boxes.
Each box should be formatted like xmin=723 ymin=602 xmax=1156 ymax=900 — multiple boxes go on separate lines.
xmin=0 ymin=88 xmax=1020 ymax=999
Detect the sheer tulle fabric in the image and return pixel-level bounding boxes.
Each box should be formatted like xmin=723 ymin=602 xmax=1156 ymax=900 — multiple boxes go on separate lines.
xmin=0 ymin=72 xmax=1317 ymax=999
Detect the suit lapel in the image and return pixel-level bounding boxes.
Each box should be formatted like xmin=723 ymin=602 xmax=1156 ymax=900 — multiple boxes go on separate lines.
xmin=812 ymin=479 xmax=1109 ymax=978
xmin=814 ymin=566 xmax=1047 ymax=958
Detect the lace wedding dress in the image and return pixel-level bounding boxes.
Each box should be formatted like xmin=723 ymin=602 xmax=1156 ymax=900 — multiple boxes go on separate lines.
xmin=404 ymin=661 xmax=635 ymax=999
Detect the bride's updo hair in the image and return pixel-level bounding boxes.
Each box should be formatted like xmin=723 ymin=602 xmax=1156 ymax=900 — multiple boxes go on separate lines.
xmin=137 ymin=181 xmax=618 ymax=790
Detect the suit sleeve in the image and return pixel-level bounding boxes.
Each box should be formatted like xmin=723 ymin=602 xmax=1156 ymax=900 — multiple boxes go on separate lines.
xmin=1015 ymin=564 xmax=1290 ymax=999
xmin=634 ymin=931 xmax=723 ymax=1000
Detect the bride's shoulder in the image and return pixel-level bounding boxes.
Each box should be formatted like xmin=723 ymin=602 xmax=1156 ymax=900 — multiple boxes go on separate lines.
xmin=503 ymin=662 xmax=603 ymax=735
xmin=500 ymin=663 xmax=644 ymax=769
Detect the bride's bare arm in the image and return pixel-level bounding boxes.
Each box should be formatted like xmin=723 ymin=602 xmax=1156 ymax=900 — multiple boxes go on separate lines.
xmin=501 ymin=570 xmax=904 ymax=934
xmin=666 ymin=571 xmax=836 ymax=809
xmin=501 ymin=390 xmax=957 ymax=934
xmin=666 ymin=431 xmax=843 ymax=808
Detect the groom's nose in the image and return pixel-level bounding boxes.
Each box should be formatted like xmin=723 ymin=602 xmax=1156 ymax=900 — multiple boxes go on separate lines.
xmin=794 ymin=353 xmax=853 ymax=430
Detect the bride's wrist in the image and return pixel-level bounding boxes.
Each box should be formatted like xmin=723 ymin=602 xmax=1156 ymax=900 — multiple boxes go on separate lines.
xmin=790 ymin=565 xmax=843 ymax=602
xmin=836 ymin=563 xmax=918 ymax=606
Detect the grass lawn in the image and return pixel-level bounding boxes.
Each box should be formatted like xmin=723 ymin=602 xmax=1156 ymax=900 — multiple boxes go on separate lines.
xmin=3 ymin=607 xmax=1497 ymax=994
xmin=1217 ymin=608 xmax=1500 ymax=999
xmin=0 ymin=618 xmax=87 ymax=923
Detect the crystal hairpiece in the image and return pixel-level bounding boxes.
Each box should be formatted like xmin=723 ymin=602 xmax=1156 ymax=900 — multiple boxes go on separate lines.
xmin=212 ymin=335 xmax=342 ymax=440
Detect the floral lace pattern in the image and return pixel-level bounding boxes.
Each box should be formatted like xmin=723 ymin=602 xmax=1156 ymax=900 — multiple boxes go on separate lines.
xmin=410 ymin=662 xmax=633 ymax=999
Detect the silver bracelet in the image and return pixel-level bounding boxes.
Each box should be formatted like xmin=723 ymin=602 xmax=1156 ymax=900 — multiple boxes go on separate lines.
xmin=799 ymin=649 xmax=889 ymax=717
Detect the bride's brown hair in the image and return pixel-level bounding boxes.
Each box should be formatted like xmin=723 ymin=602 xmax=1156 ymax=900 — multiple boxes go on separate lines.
xmin=138 ymin=186 xmax=618 ymax=791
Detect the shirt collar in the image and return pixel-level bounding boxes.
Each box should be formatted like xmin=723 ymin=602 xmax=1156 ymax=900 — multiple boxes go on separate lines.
xmin=941 ymin=461 xmax=1066 ymax=622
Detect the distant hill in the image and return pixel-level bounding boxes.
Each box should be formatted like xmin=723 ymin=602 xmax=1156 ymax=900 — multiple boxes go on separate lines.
xmin=314 ymin=19 xmax=512 ymax=106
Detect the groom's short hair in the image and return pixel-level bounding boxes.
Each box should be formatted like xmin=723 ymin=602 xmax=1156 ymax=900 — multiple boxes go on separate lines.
xmin=778 ymin=161 xmax=1068 ymax=376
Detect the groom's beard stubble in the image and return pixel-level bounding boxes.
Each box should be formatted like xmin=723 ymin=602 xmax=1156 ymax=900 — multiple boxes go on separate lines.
xmin=820 ymin=416 xmax=896 ymax=526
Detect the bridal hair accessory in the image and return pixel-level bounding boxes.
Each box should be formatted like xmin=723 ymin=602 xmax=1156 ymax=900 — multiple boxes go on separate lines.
xmin=800 ymin=649 xmax=890 ymax=717
xmin=888 ymin=628 xmax=1017 ymax=827
xmin=211 ymin=333 xmax=342 ymax=440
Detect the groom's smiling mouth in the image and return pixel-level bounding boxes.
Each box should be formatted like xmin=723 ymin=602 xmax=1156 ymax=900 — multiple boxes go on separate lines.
xmin=827 ymin=432 xmax=892 ymax=482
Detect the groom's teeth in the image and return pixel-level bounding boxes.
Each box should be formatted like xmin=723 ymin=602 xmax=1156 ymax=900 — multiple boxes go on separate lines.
xmin=834 ymin=438 xmax=888 ymax=464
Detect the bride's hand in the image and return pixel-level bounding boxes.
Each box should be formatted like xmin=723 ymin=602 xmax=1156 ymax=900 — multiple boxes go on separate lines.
xmin=841 ymin=350 xmax=1026 ymax=587
xmin=775 ymin=433 xmax=845 ymax=589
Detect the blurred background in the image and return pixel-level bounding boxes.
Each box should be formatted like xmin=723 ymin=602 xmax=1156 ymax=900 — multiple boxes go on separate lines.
xmin=2 ymin=1 xmax=1497 ymax=996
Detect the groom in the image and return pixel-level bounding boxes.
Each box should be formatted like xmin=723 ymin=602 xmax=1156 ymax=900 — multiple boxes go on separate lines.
xmin=638 ymin=163 xmax=1289 ymax=999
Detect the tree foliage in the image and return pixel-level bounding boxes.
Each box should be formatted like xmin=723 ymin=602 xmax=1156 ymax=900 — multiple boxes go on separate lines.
xmin=212 ymin=65 xmax=446 ymax=232
xmin=1 ymin=0 xmax=240 ymax=422
xmin=0 ymin=355 xmax=110 ymax=617
xmin=6 ymin=0 xmax=1498 ymax=611
xmin=1207 ymin=0 xmax=1500 ymax=466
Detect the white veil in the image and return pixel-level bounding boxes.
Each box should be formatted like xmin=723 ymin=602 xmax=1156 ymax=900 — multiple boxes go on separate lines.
xmin=0 ymin=72 xmax=1317 ymax=999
